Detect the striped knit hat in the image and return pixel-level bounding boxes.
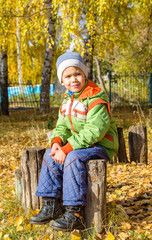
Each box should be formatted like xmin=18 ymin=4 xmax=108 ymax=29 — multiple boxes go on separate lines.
xmin=56 ymin=52 xmax=88 ymax=83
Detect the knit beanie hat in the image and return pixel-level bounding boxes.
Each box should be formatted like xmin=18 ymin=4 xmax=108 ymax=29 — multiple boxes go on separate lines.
xmin=56 ymin=52 xmax=88 ymax=83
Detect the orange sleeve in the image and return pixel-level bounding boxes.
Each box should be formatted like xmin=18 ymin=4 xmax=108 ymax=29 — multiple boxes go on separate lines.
xmin=61 ymin=142 xmax=73 ymax=155
xmin=50 ymin=137 xmax=63 ymax=148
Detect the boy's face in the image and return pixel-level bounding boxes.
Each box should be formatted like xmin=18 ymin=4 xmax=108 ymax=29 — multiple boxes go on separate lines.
xmin=62 ymin=66 xmax=86 ymax=93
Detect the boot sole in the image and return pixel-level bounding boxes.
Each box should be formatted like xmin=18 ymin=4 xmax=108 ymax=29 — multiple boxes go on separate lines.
xmin=51 ymin=223 xmax=85 ymax=232
xmin=30 ymin=219 xmax=51 ymax=225
xmin=30 ymin=212 xmax=63 ymax=225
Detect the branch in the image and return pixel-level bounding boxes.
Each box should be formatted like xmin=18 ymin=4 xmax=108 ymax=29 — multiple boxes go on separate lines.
xmin=95 ymin=56 xmax=108 ymax=94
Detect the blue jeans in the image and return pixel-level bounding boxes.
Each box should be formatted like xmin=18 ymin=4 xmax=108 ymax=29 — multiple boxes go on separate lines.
xmin=36 ymin=145 xmax=109 ymax=206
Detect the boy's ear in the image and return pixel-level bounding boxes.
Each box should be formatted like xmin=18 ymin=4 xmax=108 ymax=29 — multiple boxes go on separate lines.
xmin=61 ymin=83 xmax=64 ymax=86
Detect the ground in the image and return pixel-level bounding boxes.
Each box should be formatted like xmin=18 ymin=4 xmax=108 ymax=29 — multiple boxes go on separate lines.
xmin=0 ymin=108 xmax=152 ymax=240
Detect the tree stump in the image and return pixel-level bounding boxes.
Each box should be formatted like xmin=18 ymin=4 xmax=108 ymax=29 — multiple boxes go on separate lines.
xmin=85 ymin=159 xmax=107 ymax=234
xmin=21 ymin=147 xmax=45 ymax=211
xmin=117 ymin=127 xmax=128 ymax=163
xmin=16 ymin=147 xmax=107 ymax=233
xmin=128 ymin=126 xmax=148 ymax=164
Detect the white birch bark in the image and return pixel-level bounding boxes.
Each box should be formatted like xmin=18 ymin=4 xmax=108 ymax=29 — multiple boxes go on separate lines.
xmin=40 ymin=0 xmax=55 ymax=113
xmin=16 ymin=14 xmax=22 ymax=92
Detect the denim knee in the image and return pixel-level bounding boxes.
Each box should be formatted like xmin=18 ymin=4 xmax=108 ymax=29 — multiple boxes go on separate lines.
xmin=64 ymin=150 xmax=82 ymax=169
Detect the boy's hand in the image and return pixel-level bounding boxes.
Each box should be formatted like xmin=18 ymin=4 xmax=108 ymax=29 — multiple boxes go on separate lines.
xmin=52 ymin=149 xmax=66 ymax=165
xmin=50 ymin=143 xmax=61 ymax=157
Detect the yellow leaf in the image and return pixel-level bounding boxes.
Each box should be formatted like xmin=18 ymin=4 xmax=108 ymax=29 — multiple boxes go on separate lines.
xmin=121 ymin=222 xmax=131 ymax=230
xmin=28 ymin=238 xmax=33 ymax=240
xmin=26 ymin=223 xmax=31 ymax=231
xmin=15 ymin=216 xmax=24 ymax=226
xmin=7 ymin=217 xmax=14 ymax=224
xmin=107 ymin=232 xmax=115 ymax=240
xmin=118 ymin=232 xmax=128 ymax=239
xmin=0 ymin=208 xmax=4 ymax=213
xmin=49 ymin=234 xmax=53 ymax=240
xmin=3 ymin=235 xmax=12 ymax=240
xmin=16 ymin=225 xmax=23 ymax=231
xmin=71 ymin=230 xmax=82 ymax=240
xmin=58 ymin=231 xmax=63 ymax=236
xmin=115 ymin=189 xmax=122 ymax=194
xmin=0 ymin=232 xmax=2 ymax=238
xmin=42 ymin=235 xmax=49 ymax=240
xmin=111 ymin=194 xmax=117 ymax=199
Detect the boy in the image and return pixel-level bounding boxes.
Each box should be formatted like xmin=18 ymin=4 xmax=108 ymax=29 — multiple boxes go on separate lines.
xmin=30 ymin=52 xmax=118 ymax=231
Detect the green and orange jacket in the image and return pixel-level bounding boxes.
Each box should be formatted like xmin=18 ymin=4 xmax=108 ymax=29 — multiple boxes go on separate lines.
xmin=49 ymin=79 xmax=118 ymax=160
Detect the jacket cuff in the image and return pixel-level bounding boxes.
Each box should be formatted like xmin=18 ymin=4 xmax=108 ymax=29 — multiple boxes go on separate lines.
xmin=50 ymin=137 xmax=63 ymax=148
xmin=61 ymin=142 xmax=73 ymax=155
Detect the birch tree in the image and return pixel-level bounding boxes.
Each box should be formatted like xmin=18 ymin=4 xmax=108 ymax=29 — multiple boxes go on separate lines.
xmin=40 ymin=0 xmax=56 ymax=113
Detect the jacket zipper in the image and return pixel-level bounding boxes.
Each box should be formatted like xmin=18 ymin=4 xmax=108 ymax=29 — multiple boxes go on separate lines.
xmin=69 ymin=95 xmax=78 ymax=133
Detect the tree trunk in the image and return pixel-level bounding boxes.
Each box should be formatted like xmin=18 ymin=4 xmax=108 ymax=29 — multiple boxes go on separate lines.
xmin=40 ymin=0 xmax=55 ymax=113
xmin=95 ymin=57 xmax=107 ymax=93
xmin=0 ymin=50 xmax=9 ymax=115
xmin=84 ymin=36 xmax=93 ymax=80
xmin=16 ymin=15 xmax=22 ymax=91
xmin=128 ymin=126 xmax=148 ymax=164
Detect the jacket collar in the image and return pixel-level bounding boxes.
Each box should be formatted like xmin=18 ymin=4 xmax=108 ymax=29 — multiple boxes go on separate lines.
xmin=64 ymin=79 xmax=102 ymax=100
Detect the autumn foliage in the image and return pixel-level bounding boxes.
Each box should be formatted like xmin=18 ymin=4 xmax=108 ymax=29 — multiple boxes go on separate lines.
xmin=0 ymin=109 xmax=152 ymax=239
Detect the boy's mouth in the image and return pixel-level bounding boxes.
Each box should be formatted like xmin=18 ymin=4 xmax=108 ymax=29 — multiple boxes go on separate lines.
xmin=72 ymin=84 xmax=80 ymax=88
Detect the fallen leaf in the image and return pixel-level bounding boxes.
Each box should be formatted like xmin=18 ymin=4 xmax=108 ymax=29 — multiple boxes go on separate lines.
xmin=15 ymin=216 xmax=24 ymax=226
xmin=71 ymin=231 xmax=81 ymax=240
xmin=49 ymin=234 xmax=53 ymax=240
xmin=58 ymin=231 xmax=63 ymax=236
xmin=118 ymin=232 xmax=128 ymax=239
xmin=121 ymin=222 xmax=132 ymax=230
xmin=16 ymin=225 xmax=23 ymax=231
xmin=107 ymin=232 xmax=115 ymax=240
xmin=3 ymin=234 xmax=12 ymax=240
xmin=26 ymin=223 xmax=31 ymax=231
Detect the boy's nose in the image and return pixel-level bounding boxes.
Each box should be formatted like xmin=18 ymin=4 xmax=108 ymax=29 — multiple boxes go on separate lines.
xmin=71 ymin=76 xmax=77 ymax=82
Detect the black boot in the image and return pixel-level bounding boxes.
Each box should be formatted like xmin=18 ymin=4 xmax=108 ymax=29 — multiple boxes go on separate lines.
xmin=30 ymin=198 xmax=63 ymax=225
xmin=50 ymin=206 xmax=86 ymax=232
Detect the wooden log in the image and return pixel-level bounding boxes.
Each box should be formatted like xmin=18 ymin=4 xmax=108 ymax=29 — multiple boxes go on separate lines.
xmin=85 ymin=159 xmax=107 ymax=234
xmin=128 ymin=126 xmax=148 ymax=164
xmin=14 ymin=169 xmax=22 ymax=204
xmin=117 ymin=127 xmax=128 ymax=163
xmin=21 ymin=147 xmax=45 ymax=211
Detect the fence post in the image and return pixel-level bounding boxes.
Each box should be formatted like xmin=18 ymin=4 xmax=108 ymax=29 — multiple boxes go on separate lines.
xmin=109 ymin=71 xmax=112 ymax=104
xmin=150 ymin=73 xmax=152 ymax=104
